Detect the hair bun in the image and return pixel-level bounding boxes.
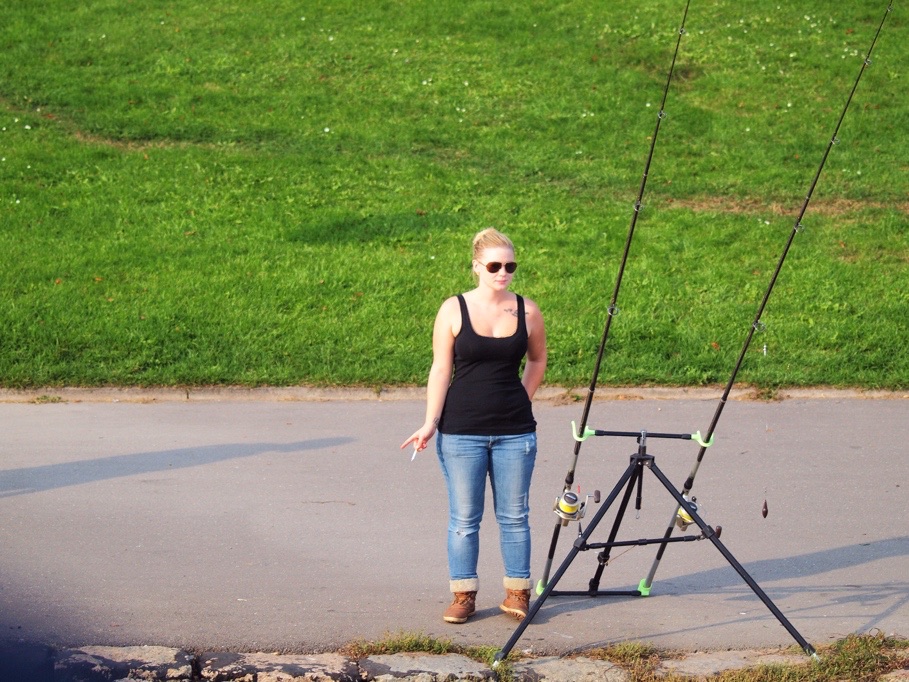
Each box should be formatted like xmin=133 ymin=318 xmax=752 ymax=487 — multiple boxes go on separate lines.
xmin=472 ymin=228 xmax=514 ymax=258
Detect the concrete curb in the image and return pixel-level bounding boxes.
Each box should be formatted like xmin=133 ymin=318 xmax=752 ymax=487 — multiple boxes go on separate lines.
xmin=5 ymin=642 xmax=908 ymax=682
xmin=1 ymin=385 xmax=907 ymax=404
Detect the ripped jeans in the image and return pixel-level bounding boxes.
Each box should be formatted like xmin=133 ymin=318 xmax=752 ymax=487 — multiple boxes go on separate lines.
xmin=436 ymin=432 xmax=537 ymax=581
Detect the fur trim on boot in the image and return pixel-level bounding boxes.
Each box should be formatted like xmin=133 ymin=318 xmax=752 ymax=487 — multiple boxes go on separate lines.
xmin=449 ymin=578 xmax=480 ymax=593
xmin=502 ymin=577 xmax=532 ymax=591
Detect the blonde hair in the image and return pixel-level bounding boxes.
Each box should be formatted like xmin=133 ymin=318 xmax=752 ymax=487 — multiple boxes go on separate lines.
xmin=472 ymin=227 xmax=514 ymax=262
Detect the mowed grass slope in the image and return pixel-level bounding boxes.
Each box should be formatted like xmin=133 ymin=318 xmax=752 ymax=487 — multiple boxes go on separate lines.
xmin=0 ymin=0 xmax=906 ymax=388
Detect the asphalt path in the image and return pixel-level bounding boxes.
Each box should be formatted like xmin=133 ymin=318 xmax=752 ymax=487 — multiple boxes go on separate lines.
xmin=1 ymin=390 xmax=907 ymax=657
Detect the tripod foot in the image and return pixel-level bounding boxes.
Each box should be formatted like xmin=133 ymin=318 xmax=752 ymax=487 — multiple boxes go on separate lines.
xmin=492 ymin=652 xmax=505 ymax=669
xmin=638 ymin=578 xmax=652 ymax=596
xmin=535 ymin=579 xmax=546 ymax=596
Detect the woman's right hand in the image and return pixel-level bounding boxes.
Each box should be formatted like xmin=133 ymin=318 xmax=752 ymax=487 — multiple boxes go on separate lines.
xmin=400 ymin=422 xmax=437 ymax=453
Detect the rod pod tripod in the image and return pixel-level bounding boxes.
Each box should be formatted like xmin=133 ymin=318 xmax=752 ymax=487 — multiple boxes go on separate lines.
xmin=493 ymin=430 xmax=818 ymax=666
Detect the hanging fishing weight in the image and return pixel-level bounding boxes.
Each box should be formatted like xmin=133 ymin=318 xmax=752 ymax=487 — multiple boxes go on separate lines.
xmin=553 ymin=489 xmax=601 ymax=524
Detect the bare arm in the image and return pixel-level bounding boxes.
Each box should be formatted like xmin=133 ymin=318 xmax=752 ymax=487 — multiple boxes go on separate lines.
xmin=401 ymin=298 xmax=458 ymax=452
xmin=522 ymin=298 xmax=547 ymax=400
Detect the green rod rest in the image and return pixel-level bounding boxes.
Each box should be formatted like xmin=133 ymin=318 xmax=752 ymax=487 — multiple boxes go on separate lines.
xmin=571 ymin=421 xmax=596 ymax=442
xmin=691 ymin=430 xmax=714 ymax=448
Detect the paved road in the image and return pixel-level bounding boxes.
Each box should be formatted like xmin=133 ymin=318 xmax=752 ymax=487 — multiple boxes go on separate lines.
xmin=1 ymin=390 xmax=907 ymax=657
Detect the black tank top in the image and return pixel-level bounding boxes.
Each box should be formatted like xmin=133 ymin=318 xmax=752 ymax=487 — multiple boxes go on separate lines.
xmin=438 ymin=294 xmax=536 ymax=435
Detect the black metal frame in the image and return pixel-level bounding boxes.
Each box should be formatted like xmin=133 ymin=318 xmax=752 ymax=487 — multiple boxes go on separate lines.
xmin=494 ymin=431 xmax=817 ymax=665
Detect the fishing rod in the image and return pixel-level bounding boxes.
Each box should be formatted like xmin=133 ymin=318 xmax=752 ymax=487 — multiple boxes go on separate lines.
xmin=537 ymin=0 xmax=692 ymax=594
xmin=641 ymin=0 xmax=894 ymax=593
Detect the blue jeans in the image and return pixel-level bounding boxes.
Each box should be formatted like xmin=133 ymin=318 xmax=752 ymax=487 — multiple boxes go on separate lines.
xmin=436 ymin=432 xmax=537 ymax=581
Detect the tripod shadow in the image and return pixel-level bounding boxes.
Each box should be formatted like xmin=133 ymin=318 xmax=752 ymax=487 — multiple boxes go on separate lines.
xmin=0 ymin=437 xmax=354 ymax=498
xmin=666 ymin=536 xmax=909 ymax=590
xmin=573 ymin=578 xmax=909 ymax=654
xmin=528 ymin=536 xmax=909 ymax=627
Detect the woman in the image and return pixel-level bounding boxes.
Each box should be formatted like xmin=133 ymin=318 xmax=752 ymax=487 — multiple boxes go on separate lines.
xmin=401 ymin=227 xmax=547 ymax=624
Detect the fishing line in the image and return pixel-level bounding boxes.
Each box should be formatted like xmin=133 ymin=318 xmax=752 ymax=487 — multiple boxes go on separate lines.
xmin=537 ymin=0 xmax=692 ymax=593
xmin=641 ymin=0 xmax=894 ymax=592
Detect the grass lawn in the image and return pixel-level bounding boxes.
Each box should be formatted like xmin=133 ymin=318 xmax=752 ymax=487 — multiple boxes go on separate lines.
xmin=0 ymin=1 xmax=906 ymax=389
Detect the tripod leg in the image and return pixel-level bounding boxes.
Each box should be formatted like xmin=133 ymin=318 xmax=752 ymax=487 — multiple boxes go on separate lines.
xmin=646 ymin=461 xmax=817 ymax=658
xmin=588 ymin=458 xmax=643 ymax=593
xmin=537 ymin=521 xmax=564 ymax=595
xmin=494 ymin=460 xmax=638 ymax=666
xmin=640 ymin=508 xmax=677 ymax=595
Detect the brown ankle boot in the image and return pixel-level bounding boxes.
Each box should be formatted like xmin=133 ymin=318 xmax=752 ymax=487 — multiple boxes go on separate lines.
xmin=500 ymin=588 xmax=530 ymax=620
xmin=443 ymin=591 xmax=477 ymax=624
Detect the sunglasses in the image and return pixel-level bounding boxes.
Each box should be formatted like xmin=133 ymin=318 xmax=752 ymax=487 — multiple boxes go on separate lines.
xmin=480 ymin=261 xmax=518 ymax=274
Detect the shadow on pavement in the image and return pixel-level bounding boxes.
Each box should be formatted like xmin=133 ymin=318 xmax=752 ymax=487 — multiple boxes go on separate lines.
xmin=0 ymin=437 xmax=354 ymax=497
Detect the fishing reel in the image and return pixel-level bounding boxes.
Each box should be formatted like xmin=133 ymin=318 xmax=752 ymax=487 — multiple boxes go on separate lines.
xmin=553 ymin=489 xmax=600 ymax=524
xmin=675 ymin=494 xmax=701 ymax=531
